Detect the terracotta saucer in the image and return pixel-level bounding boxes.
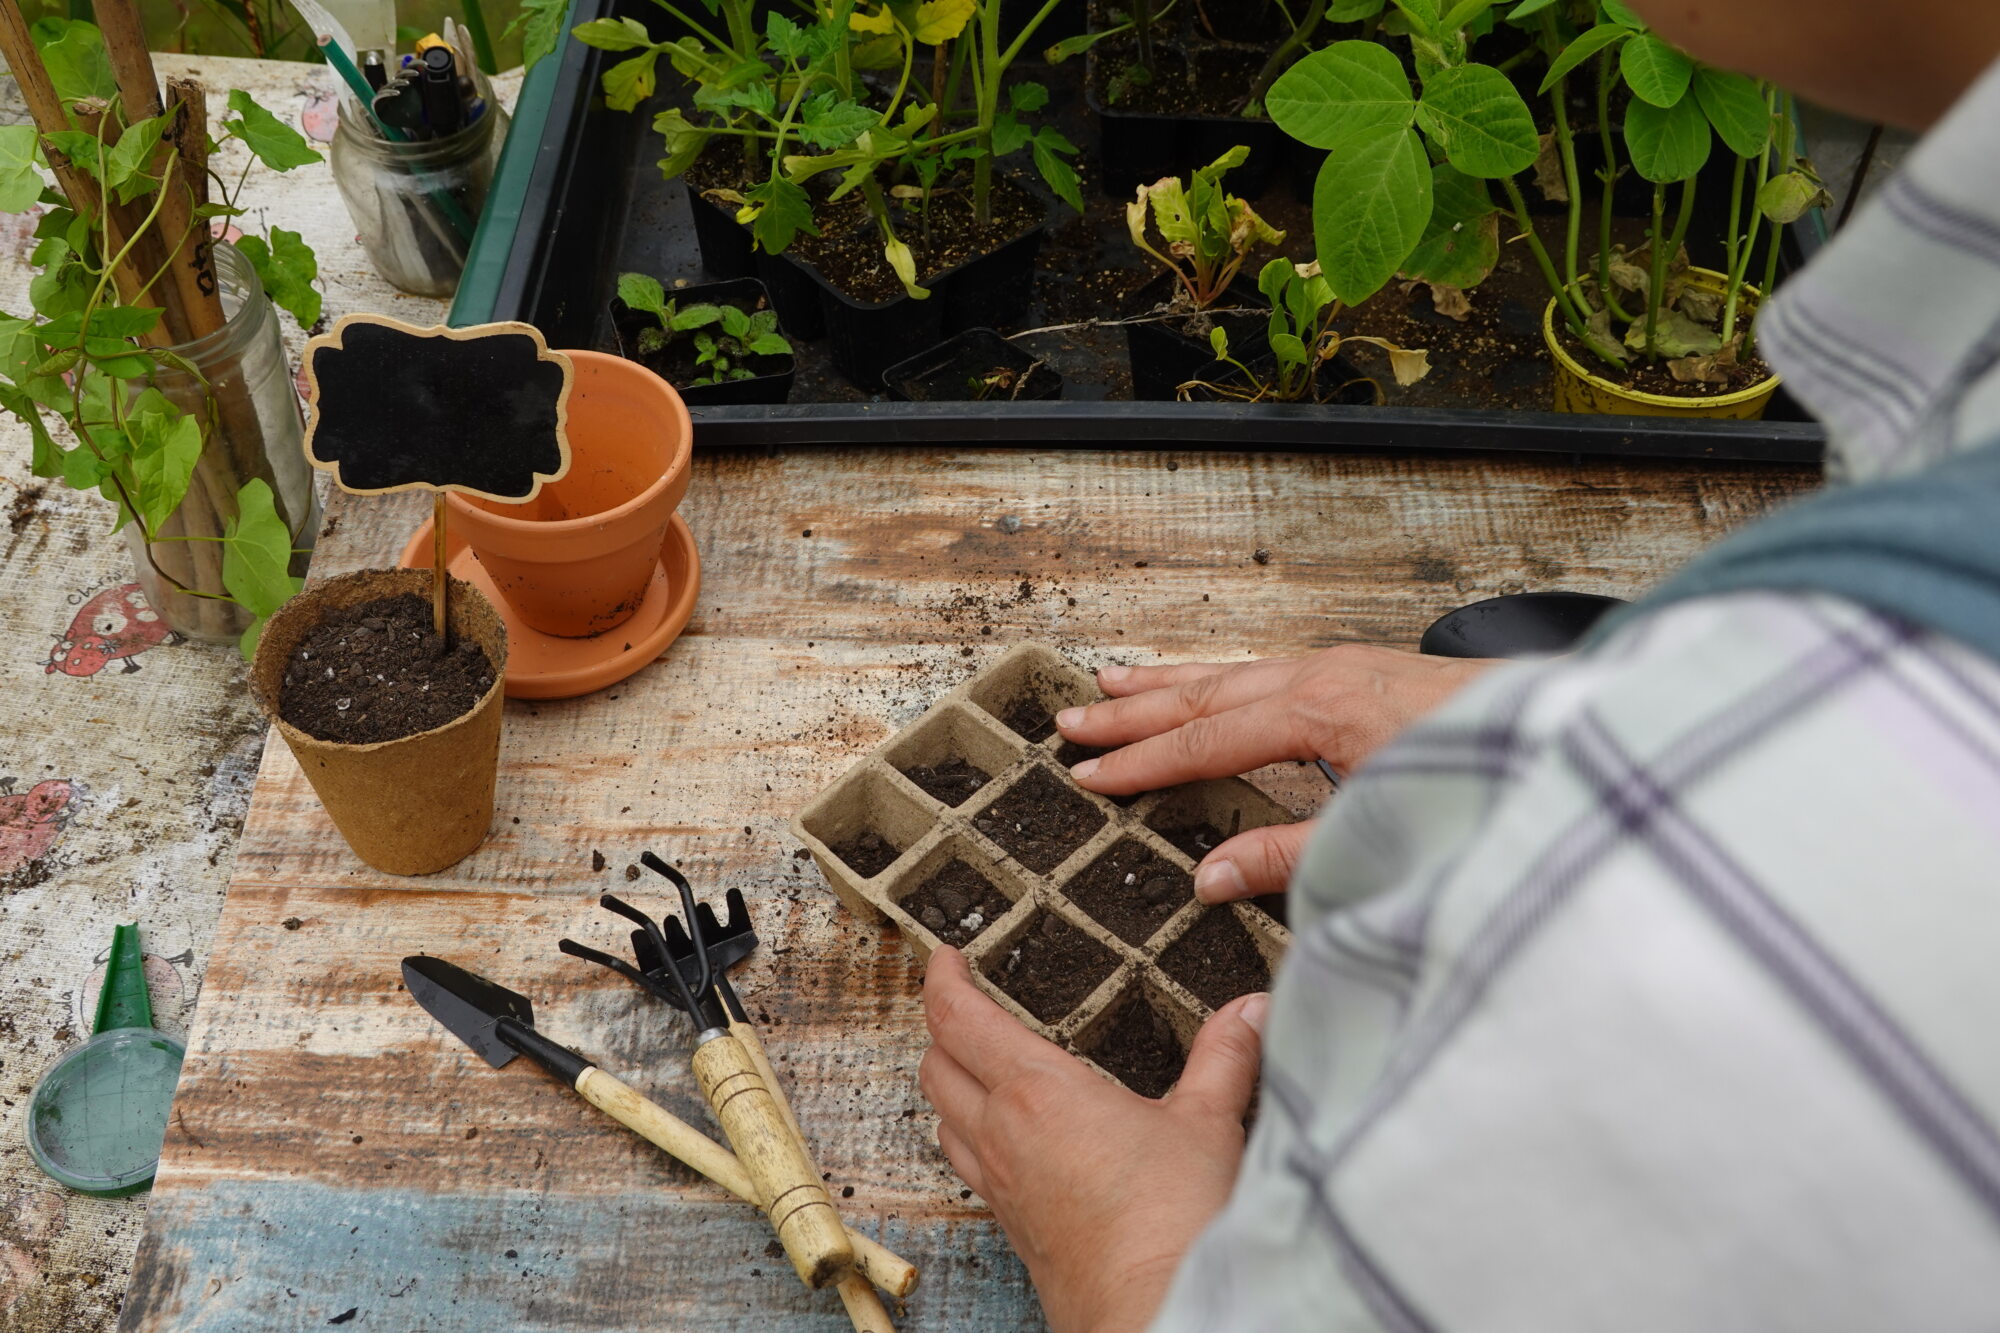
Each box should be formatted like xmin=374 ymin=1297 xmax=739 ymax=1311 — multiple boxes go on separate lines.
xmin=399 ymin=513 xmax=701 ymax=700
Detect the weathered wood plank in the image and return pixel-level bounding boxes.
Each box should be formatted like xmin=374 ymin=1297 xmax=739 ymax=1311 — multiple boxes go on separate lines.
xmin=121 ymin=445 xmax=1817 ymax=1330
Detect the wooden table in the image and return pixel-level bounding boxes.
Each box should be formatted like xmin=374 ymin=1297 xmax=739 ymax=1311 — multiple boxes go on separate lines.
xmin=117 ymin=446 xmax=1814 ymax=1330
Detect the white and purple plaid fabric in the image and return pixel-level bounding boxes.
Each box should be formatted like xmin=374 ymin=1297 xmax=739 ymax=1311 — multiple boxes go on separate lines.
xmin=1152 ymin=58 xmax=2000 ymax=1333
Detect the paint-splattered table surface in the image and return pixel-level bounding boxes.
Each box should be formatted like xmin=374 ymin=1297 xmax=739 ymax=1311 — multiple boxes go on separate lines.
xmin=114 ymin=442 xmax=1817 ymax=1330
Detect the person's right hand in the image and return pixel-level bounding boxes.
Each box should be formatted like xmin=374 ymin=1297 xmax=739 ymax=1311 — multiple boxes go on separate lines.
xmin=1055 ymin=646 xmax=1496 ymax=903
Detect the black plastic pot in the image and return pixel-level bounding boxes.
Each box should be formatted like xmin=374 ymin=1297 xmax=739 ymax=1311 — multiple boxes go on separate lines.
xmin=683 ymin=179 xmax=757 ymax=282
xmin=1086 ymin=45 xmax=1291 ymax=197
xmin=1181 ymin=351 xmax=1374 ymax=405
xmin=883 ymin=328 xmax=1064 ymax=402
xmin=1125 ymin=272 xmax=1272 ymax=402
xmin=609 ymin=275 xmax=796 ymax=406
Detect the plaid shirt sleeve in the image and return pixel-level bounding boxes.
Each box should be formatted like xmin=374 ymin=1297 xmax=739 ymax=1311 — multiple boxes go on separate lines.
xmin=1149 ymin=590 xmax=2000 ymax=1332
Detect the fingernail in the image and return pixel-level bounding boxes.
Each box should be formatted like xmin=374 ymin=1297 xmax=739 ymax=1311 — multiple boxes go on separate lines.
xmin=1193 ymin=859 xmax=1246 ymax=902
xmin=1240 ymin=992 xmax=1270 ymax=1036
xmin=1056 ymin=706 xmax=1084 ymax=730
xmin=1070 ymin=757 xmax=1099 ymax=781
xmin=1100 ymin=665 xmax=1131 ymax=685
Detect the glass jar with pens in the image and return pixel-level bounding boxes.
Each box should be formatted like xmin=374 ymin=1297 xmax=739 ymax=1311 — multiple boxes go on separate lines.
xmin=325 ymin=30 xmax=508 ymax=299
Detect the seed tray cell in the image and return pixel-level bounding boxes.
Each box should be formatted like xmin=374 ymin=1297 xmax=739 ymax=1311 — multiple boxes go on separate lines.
xmin=794 ymin=642 xmax=1298 ymax=1094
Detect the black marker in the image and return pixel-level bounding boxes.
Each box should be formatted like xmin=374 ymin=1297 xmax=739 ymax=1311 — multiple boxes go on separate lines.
xmin=361 ymin=49 xmax=387 ymax=91
xmin=420 ymin=47 xmax=464 ymax=137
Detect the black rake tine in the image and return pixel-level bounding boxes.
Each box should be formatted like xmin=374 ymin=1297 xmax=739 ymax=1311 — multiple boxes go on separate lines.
xmin=722 ymin=888 xmax=752 ymax=940
xmin=694 ymin=901 xmax=724 ymax=940
xmin=599 ymin=892 xmax=701 ymax=1019
xmin=635 ymin=856 xmax=714 ymax=1015
xmin=556 ymin=937 xmax=688 ymax=1013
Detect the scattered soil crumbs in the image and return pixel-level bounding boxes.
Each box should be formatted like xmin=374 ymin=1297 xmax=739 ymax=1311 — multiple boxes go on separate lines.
xmin=986 ymin=911 xmax=1118 ymax=1023
xmin=973 ymin=767 xmax=1106 ymax=873
xmin=831 ymin=829 xmax=901 ymax=878
xmin=900 ymin=859 xmax=1009 ymax=947
xmin=902 ymin=757 xmax=991 ymax=807
xmin=997 ymin=694 xmax=1058 ymax=743
xmin=1159 ymin=909 xmax=1271 ymax=1012
xmin=1150 ymin=817 xmax=1227 ymax=862
xmin=1068 ymin=837 xmax=1192 ymax=946
xmin=278 ymin=594 xmax=495 ymax=744
xmin=8 ymin=483 xmax=45 ymax=532
xmin=1080 ymin=995 xmax=1187 ymax=1098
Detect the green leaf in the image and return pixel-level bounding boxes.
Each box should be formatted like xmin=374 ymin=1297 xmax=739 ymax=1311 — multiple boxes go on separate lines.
xmin=506 ymin=0 xmax=570 ymax=72
xmin=62 ymin=442 xmax=106 ymax=490
xmin=106 ymin=113 xmax=171 ymax=204
xmin=223 ymin=91 xmax=322 ymax=171
xmin=1267 ymin=41 xmax=1414 ymax=151
xmin=221 ymin=479 xmax=300 ymax=619
xmin=128 ymin=403 xmax=203 ymax=536
xmin=602 ymin=50 xmax=663 ymax=112
xmin=990 ymin=111 xmax=1032 ymax=157
xmin=796 ymin=93 xmax=876 ymax=149
xmin=617 ymin=272 xmax=667 ymax=318
xmin=235 ymin=228 xmax=320 ymax=328
xmin=1440 ymin=0 xmax=1493 ymax=30
xmin=1415 ymin=64 xmax=1539 ymax=178
xmin=1619 ymin=33 xmax=1693 ymax=107
xmin=1506 ymin=0 xmax=1561 ymax=17
xmin=1043 ymin=28 xmax=1115 ymax=62
xmin=572 ymin=16 xmax=654 ymax=50
xmin=0 ymin=379 xmax=61 ymax=478
xmin=1539 ymin=23 xmax=1632 ymax=94
xmin=1010 ymin=81 xmax=1050 ymax=113
xmin=1599 ymin=0 xmax=1645 ymax=26
xmin=744 ymin=176 xmax=817 ymax=254
xmin=746 ymin=332 xmax=793 ymax=356
xmin=1330 ymin=0 xmax=1388 ymax=17
xmin=1031 ymin=127 xmax=1084 ymax=214
xmin=717 ymin=305 xmax=751 ymax=339
xmin=31 ymin=18 xmax=116 ymax=108
xmin=1389 ymin=0 xmax=1441 ymax=37
xmin=0 ymin=126 xmax=46 ymax=213
xmin=653 ymin=109 xmax=712 ymax=178
xmin=1692 ymin=67 xmax=1770 ymax=158
xmin=1758 ymin=169 xmax=1830 ymax=224
xmin=669 ymin=303 xmax=724 ymax=330
xmin=1624 ymin=307 xmax=1723 ymax=357
xmin=43 ymin=129 xmax=104 ymax=177
xmin=1402 ymin=162 xmax=1499 ymax=287
xmin=1625 ymin=91 xmax=1710 ymax=182
xmin=765 ymin=12 xmax=810 ymax=60
xmin=1311 ymin=125 xmax=1433 ymax=306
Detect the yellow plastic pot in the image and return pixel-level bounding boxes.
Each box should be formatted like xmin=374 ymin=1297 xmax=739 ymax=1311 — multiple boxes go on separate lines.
xmin=1544 ymin=268 xmax=1781 ymax=419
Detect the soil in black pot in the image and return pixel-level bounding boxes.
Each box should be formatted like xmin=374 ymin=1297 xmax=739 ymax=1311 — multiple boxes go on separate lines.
xmin=831 ymin=829 xmax=902 ymax=878
xmin=624 ymin=300 xmax=791 ymax=391
xmin=1553 ymin=319 xmax=1776 ymax=399
xmin=986 ymin=910 xmax=1118 ymax=1022
xmin=802 ymin=175 xmax=1046 ymax=305
xmin=902 ymin=757 xmax=992 ymax=807
xmin=278 ymin=594 xmax=495 ymax=744
xmin=1079 ymin=994 xmax=1187 ymax=1097
xmin=974 ymin=767 xmax=1107 ymax=873
xmin=890 ymin=335 xmax=1060 ymax=402
xmin=1069 ymin=837 xmax=1193 ymax=945
xmin=900 ymin=858 xmax=1010 ymax=947
xmin=1159 ymin=907 xmax=1271 ymax=1011
xmin=1090 ymin=40 xmax=1272 ymax=120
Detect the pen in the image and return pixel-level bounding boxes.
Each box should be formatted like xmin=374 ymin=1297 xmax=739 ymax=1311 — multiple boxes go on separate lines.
xmin=419 ymin=47 xmax=464 ymax=137
xmin=361 ymin=49 xmax=387 ymax=91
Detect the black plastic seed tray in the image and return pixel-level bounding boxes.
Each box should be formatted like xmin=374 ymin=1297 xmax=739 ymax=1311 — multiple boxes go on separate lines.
xmin=455 ymin=0 xmax=1828 ymax=464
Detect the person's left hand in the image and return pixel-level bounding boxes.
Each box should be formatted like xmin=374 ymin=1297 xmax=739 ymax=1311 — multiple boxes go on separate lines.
xmin=921 ymin=946 xmax=1268 ymax=1333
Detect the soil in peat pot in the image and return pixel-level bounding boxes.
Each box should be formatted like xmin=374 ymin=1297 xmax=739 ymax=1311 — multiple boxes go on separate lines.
xmin=902 ymin=757 xmax=992 ymax=807
xmin=901 ymin=858 xmax=1010 ymax=947
xmin=1159 ymin=907 xmax=1271 ymax=1012
xmin=278 ymin=594 xmax=495 ymax=744
xmin=986 ymin=910 xmax=1119 ymax=1023
xmin=1149 ymin=814 xmax=1227 ymax=862
xmin=1079 ymin=994 xmax=1188 ymax=1098
xmin=996 ymin=691 xmax=1058 ymax=742
xmin=831 ymin=829 xmax=902 ymax=878
xmin=1068 ymin=837 xmax=1193 ymax=946
xmin=974 ymin=767 xmax=1107 ymax=873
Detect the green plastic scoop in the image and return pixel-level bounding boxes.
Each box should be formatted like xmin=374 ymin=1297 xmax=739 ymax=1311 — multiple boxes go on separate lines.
xmin=25 ymin=924 xmax=186 ymax=1197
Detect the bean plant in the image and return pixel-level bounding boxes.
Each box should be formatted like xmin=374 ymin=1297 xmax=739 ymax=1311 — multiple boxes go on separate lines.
xmin=0 ymin=19 xmax=322 ymax=654
xmin=1191 ymin=257 xmax=1430 ymax=403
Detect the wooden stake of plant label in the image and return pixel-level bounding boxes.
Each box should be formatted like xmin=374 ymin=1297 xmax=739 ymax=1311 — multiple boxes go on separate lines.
xmin=300 ymin=316 xmax=573 ymax=643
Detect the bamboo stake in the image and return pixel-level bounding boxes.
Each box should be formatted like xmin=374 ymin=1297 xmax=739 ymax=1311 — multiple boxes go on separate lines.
xmin=431 ymin=494 xmax=449 ymax=639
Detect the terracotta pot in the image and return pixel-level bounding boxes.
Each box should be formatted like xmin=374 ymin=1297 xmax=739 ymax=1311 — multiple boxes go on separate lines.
xmin=447 ymin=349 xmax=693 ymax=637
xmin=253 ymin=568 xmax=508 ymax=876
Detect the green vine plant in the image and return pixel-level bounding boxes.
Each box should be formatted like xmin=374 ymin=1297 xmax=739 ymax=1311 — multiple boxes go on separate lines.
xmin=1266 ymin=0 xmax=1821 ymax=385
xmin=1126 ymin=146 xmax=1285 ymax=310
xmin=1183 ymin=256 xmax=1430 ymax=403
xmin=0 ymin=18 xmax=323 ymax=656
xmin=616 ymin=272 xmax=794 ymax=383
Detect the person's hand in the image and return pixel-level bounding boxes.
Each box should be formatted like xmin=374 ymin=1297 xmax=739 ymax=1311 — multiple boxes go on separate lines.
xmin=1055 ymin=647 xmax=1496 ymax=903
xmin=921 ymin=946 xmax=1266 ymax=1333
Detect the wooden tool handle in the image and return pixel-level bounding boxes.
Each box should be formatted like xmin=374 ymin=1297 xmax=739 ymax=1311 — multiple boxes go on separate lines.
xmin=570 ymin=1067 xmax=916 ymax=1298
xmin=692 ymin=1033 xmax=854 ymax=1289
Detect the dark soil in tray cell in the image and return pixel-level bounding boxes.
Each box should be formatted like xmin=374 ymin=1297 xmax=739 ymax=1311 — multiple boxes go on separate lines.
xmin=1068 ymin=838 xmax=1193 ymax=946
xmin=792 ymin=176 xmax=1046 ymax=307
xmin=997 ymin=694 xmax=1058 ymax=743
xmin=278 ymin=594 xmax=495 ymax=744
xmin=1079 ymin=994 xmax=1187 ymax=1098
xmin=830 ymin=830 xmax=901 ymax=878
xmin=973 ymin=767 xmax=1107 ymax=874
xmin=902 ymin=758 xmax=992 ymax=808
xmin=1151 ymin=817 xmax=1228 ymax=863
xmin=901 ymin=859 xmax=1010 ymax=947
xmin=986 ymin=911 xmax=1118 ymax=1023
xmin=1159 ymin=908 xmax=1271 ymax=1012
xmin=1247 ymin=894 xmax=1289 ymax=928
xmin=1053 ymin=739 xmax=1104 ymax=768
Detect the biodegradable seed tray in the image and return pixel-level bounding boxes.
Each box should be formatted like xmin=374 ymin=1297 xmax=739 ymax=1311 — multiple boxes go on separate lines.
xmin=793 ymin=643 xmax=1296 ymax=1095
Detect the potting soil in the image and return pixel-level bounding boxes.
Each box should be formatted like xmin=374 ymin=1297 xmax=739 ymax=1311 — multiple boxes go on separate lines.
xmin=278 ymin=594 xmax=497 ymax=744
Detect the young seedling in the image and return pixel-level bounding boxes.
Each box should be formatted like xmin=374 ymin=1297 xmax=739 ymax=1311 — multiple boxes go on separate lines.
xmin=616 ymin=273 xmax=793 ymax=386
xmin=1127 ymin=146 xmax=1285 ymax=311
xmin=1184 ymin=257 xmax=1428 ymax=403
